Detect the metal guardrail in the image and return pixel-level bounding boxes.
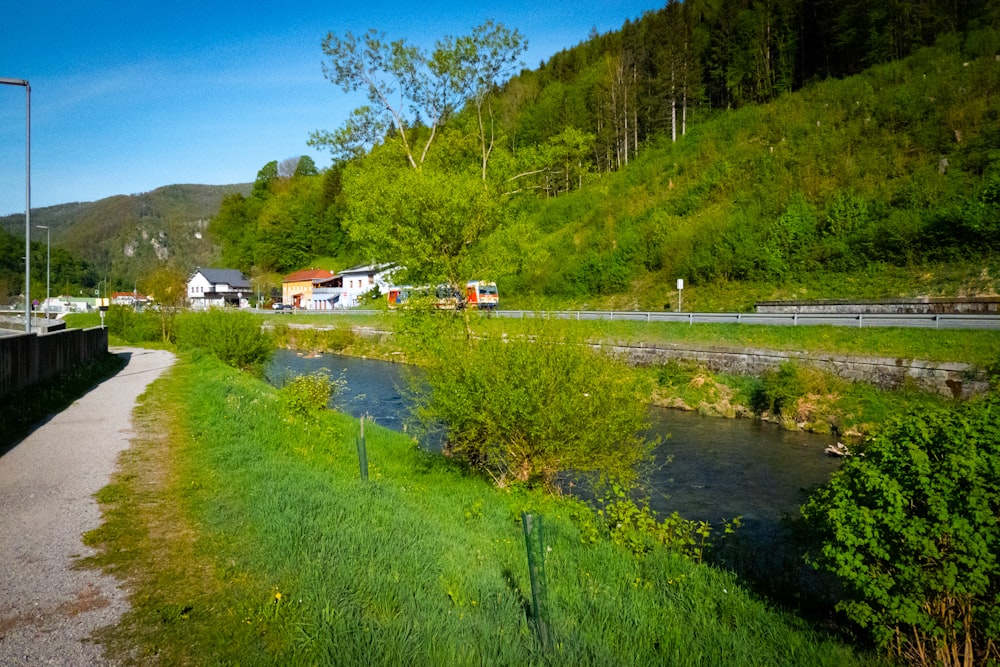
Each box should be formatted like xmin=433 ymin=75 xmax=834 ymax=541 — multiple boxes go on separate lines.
xmin=493 ymin=310 xmax=1000 ymax=330
xmin=258 ymin=307 xmax=1000 ymax=330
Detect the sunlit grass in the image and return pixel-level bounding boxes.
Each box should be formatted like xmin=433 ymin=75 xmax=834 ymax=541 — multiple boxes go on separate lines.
xmin=83 ymin=354 xmax=881 ymax=665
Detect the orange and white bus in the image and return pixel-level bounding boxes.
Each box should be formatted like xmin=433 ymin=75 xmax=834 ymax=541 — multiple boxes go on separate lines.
xmin=465 ymin=281 xmax=499 ymax=310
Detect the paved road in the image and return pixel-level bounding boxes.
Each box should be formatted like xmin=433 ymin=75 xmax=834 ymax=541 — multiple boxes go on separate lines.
xmin=0 ymin=348 xmax=176 ymax=666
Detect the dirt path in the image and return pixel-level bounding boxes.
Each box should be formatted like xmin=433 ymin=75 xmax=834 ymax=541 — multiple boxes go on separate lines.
xmin=0 ymin=348 xmax=176 ymax=666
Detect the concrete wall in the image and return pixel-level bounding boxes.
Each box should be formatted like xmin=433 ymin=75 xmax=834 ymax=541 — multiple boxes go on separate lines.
xmin=0 ymin=327 xmax=109 ymax=398
xmin=756 ymin=297 xmax=1000 ymax=315
xmin=594 ymin=341 xmax=989 ymax=399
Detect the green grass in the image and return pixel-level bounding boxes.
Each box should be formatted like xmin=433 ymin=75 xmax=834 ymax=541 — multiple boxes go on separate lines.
xmin=83 ymin=353 xmax=881 ymax=666
xmin=277 ymin=310 xmax=1000 ymax=366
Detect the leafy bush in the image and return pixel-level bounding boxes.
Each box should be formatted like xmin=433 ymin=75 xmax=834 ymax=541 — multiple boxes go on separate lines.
xmin=750 ymin=361 xmax=840 ymax=418
xmin=589 ymin=484 xmax=741 ymax=562
xmin=174 ymin=309 xmax=275 ymax=373
xmin=103 ymin=305 xmax=163 ymax=343
xmin=279 ymin=369 xmax=343 ymax=419
xmin=409 ymin=321 xmax=654 ymax=491
xmin=802 ymin=394 xmax=1000 ymax=667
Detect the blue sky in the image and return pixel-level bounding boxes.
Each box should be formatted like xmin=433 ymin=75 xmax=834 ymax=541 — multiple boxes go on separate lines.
xmin=0 ymin=0 xmax=664 ymax=216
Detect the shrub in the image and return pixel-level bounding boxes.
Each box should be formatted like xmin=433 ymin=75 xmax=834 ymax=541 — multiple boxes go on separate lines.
xmin=279 ymin=369 xmax=343 ymax=419
xmin=593 ymin=484 xmax=740 ymax=562
xmin=409 ymin=321 xmax=654 ymax=491
xmin=802 ymin=394 xmax=1000 ymax=667
xmin=174 ymin=309 xmax=275 ymax=373
xmin=750 ymin=361 xmax=839 ymax=418
xmin=103 ymin=305 xmax=163 ymax=343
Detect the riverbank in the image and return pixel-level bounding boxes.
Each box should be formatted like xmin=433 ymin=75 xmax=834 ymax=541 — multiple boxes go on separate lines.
xmin=83 ymin=352 xmax=879 ymax=665
xmin=271 ymin=316 xmax=971 ymax=438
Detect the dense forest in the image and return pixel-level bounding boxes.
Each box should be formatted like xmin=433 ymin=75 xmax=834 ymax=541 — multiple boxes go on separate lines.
xmin=0 ymin=226 xmax=99 ymax=305
xmin=207 ymin=0 xmax=1000 ymax=309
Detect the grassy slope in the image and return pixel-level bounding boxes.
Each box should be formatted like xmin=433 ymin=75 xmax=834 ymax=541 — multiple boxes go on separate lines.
xmin=266 ymin=311 xmax=1000 ymax=366
xmin=506 ymin=36 xmax=1000 ymax=311
xmin=83 ymin=354 xmax=880 ymax=666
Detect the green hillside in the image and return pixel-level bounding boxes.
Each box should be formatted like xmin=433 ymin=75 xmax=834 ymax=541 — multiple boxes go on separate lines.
xmin=7 ymin=3 xmax=997 ymax=308
xmin=210 ymin=7 xmax=999 ymax=311
xmin=0 ymin=183 xmax=250 ymax=294
xmin=503 ymin=35 xmax=1000 ymax=310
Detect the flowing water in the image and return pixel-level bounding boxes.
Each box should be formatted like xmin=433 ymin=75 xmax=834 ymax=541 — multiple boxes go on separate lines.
xmin=268 ymin=349 xmax=838 ymax=522
xmin=267 ymin=349 xmax=843 ymax=606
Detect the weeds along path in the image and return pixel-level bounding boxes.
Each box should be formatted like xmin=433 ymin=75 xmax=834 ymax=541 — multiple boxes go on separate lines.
xmin=0 ymin=347 xmax=176 ymax=666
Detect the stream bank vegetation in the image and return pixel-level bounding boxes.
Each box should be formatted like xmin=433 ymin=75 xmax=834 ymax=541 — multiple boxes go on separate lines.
xmin=74 ymin=307 xmax=998 ymax=665
xmin=83 ymin=348 xmax=878 ymax=665
xmin=803 ymin=389 xmax=1000 ymax=667
xmin=268 ymin=312 xmax=995 ymax=438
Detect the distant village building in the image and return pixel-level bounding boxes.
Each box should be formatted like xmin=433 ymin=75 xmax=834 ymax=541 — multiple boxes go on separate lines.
xmin=111 ymin=291 xmax=149 ymax=309
xmin=336 ymin=264 xmax=397 ymax=308
xmin=281 ymin=269 xmax=339 ymax=309
xmin=186 ymin=268 xmax=252 ymax=309
xmin=280 ymin=264 xmax=398 ymax=310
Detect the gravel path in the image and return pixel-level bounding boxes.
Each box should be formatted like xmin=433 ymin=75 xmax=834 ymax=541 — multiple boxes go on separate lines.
xmin=0 ymin=348 xmax=176 ymax=666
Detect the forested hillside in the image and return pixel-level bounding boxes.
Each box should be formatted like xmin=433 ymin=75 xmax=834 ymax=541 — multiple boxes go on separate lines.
xmin=0 ymin=183 xmax=250 ymax=295
xmin=207 ymin=2 xmax=999 ymax=309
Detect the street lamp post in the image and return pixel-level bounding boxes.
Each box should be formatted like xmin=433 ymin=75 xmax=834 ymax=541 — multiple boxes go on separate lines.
xmin=1 ymin=77 xmax=31 ymax=333
xmin=37 ymin=225 xmax=49 ymax=320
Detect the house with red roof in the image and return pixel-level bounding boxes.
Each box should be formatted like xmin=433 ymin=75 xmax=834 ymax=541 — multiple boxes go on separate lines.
xmin=281 ymin=269 xmax=340 ymax=309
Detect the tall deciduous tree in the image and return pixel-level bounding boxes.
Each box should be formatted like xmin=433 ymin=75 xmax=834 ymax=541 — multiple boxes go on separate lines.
xmin=141 ymin=265 xmax=187 ymax=342
xmin=340 ymin=144 xmax=502 ymax=286
xmin=309 ymin=21 xmax=525 ymax=176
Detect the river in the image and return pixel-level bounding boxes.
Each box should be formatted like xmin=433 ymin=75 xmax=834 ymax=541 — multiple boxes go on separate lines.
xmin=267 ymin=349 xmax=846 ymax=607
xmin=267 ymin=349 xmax=839 ymax=525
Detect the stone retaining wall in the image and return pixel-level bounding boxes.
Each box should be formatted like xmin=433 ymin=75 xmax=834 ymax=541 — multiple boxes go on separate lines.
xmin=594 ymin=341 xmax=989 ymax=399
xmin=755 ymin=297 xmax=1000 ymax=315
xmin=337 ymin=325 xmax=988 ymax=399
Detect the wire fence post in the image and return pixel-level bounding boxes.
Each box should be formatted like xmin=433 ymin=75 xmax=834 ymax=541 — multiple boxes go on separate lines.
xmin=356 ymin=417 xmax=369 ymax=482
xmin=521 ymin=512 xmax=551 ymax=652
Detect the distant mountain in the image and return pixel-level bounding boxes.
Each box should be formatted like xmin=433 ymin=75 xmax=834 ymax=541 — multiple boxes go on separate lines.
xmin=0 ymin=183 xmax=251 ymax=283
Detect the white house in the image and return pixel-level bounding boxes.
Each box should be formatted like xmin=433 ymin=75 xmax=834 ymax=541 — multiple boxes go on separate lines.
xmin=335 ymin=264 xmax=398 ymax=308
xmin=187 ymin=268 xmax=252 ymax=309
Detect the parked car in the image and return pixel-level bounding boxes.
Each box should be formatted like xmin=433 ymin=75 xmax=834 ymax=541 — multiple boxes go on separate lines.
xmin=272 ymin=303 xmax=293 ymax=312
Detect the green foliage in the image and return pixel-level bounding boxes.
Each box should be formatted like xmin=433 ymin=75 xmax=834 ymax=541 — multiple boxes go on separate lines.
xmin=802 ymin=395 xmax=1000 ymax=666
xmin=278 ymin=369 xmax=342 ymax=419
xmin=0 ymin=226 xmax=99 ymax=304
xmin=341 ymin=148 xmax=506 ymax=285
xmin=83 ymin=352 xmax=878 ymax=666
xmin=409 ymin=317 xmax=654 ymax=490
xmin=103 ymin=305 xmax=163 ymax=344
xmin=311 ymin=21 xmax=525 ymax=170
xmin=750 ymin=362 xmax=842 ymax=418
xmin=594 ymin=483 xmax=741 ymax=563
xmin=174 ymin=309 xmax=275 ymax=373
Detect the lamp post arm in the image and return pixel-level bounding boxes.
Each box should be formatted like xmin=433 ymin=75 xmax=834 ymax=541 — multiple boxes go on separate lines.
xmin=1 ymin=77 xmax=31 ymax=331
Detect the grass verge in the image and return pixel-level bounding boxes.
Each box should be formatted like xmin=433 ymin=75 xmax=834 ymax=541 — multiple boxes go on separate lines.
xmin=82 ymin=353 xmax=881 ymax=665
xmin=269 ymin=311 xmax=1000 ymax=367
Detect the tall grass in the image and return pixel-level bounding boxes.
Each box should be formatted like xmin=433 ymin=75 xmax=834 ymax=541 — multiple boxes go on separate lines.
xmin=84 ymin=354 xmax=881 ymax=665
